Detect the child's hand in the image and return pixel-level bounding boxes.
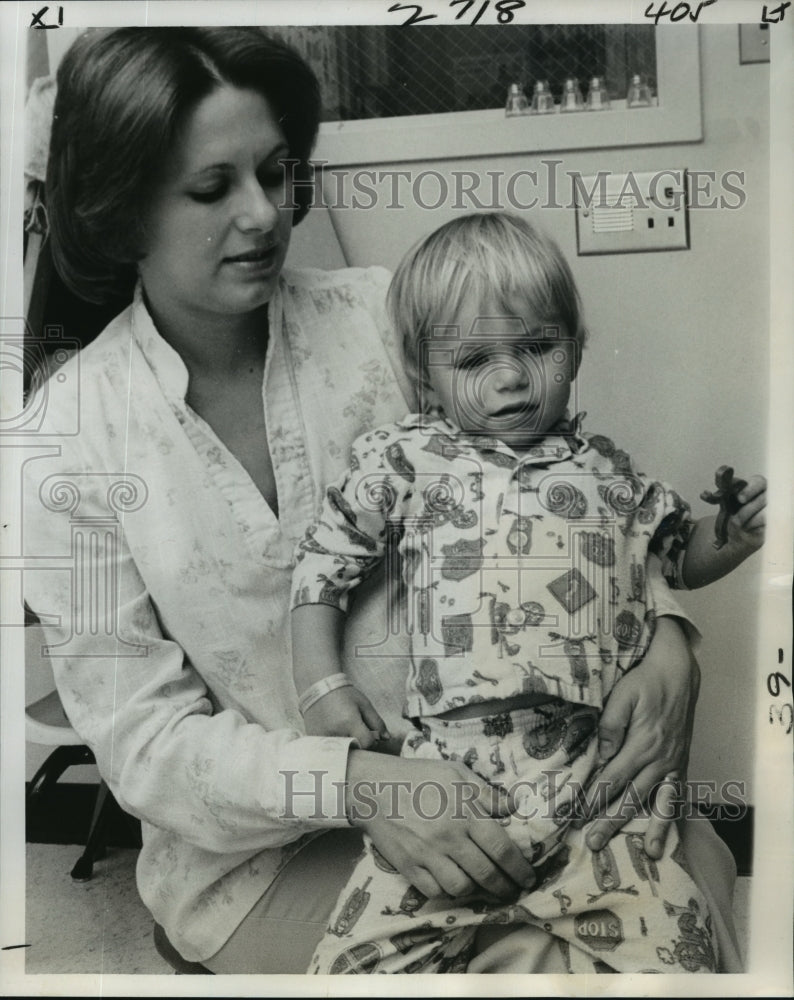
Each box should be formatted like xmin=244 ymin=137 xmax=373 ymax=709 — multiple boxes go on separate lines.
xmin=303 ymin=685 xmax=391 ymax=750
xmin=723 ymin=473 xmax=767 ymax=552
xmin=700 ymin=467 xmax=767 ymax=552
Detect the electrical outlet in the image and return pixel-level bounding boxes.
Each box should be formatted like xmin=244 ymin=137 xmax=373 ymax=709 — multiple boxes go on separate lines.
xmin=574 ymin=169 xmax=689 ymax=255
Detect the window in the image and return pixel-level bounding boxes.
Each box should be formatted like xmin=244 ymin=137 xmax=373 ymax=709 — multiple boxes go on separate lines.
xmin=267 ymin=24 xmax=702 ymax=167
xmin=271 ymin=24 xmax=658 ymax=122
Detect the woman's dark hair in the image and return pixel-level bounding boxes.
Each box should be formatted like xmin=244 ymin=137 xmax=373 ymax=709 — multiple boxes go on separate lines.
xmin=47 ymin=27 xmax=321 ymax=304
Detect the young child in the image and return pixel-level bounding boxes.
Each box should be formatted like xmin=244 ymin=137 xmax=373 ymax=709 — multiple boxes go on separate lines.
xmin=290 ymin=213 xmax=766 ymax=974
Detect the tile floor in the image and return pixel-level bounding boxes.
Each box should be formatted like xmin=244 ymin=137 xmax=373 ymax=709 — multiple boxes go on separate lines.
xmin=25 ymin=844 xmax=171 ymax=976
xmin=22 ymin=841 xmax=751 ymax=977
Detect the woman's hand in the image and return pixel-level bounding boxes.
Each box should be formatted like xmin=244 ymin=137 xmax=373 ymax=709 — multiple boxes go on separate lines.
xmin=303 ymin=686 xmax=389 ymax=750
xmin=345 ymin=750 xmax=537 ymax=901
xmin=582 ymin=616 xmax=699 ymax=858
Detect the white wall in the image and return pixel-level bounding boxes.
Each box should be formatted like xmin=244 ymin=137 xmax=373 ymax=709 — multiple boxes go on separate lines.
xmin=319 ymin=25 xmax=769 ymax=801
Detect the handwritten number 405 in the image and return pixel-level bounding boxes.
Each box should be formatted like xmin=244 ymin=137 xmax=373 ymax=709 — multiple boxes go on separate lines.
xmin=644 ymin=0 xmax=717 ymax=22
xmin=388 ymin=1 xmax=526 ymax=26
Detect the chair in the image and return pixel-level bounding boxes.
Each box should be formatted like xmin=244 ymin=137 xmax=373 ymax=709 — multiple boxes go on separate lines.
xmin=25 ymin=618 xmax=128 ymax=880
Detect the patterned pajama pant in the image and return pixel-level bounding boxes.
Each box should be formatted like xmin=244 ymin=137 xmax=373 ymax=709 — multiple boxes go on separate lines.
xmin=309 ymin=702 xmax=719 ymax=974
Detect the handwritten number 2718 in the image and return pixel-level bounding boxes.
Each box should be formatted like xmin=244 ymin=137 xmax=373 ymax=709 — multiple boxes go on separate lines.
xmin=388 ymin=1 xmax=526 ymax=25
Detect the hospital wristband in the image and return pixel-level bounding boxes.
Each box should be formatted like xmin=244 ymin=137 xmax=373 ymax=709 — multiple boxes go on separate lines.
xmin=298 ymin=673 xmax=353 ymax=714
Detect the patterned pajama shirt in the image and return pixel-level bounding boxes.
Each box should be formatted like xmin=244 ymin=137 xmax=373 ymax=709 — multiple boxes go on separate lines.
xmin=293 ymin=412 xmax=718 ymax=974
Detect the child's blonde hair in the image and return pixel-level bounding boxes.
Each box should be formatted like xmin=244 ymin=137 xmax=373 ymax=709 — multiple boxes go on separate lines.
xmin=387 ymin=212 xmax=588 ymax=390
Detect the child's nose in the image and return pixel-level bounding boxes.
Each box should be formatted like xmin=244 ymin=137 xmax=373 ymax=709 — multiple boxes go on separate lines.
xmin=492 ymin=358 xmax=530 ymax=391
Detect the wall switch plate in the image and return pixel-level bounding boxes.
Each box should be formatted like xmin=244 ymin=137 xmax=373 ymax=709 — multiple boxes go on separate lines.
xmin=739 ymin=24 xmax=770 ymax=64
xmin=574 ymin=169 xmax=689 ymax=255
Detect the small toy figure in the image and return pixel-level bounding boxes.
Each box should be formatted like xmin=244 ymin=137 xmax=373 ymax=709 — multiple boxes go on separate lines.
xmin=700 ymin=466 xmax=749 ymax=549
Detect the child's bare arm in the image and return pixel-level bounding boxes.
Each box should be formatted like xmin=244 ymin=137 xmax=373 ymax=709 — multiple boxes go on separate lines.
xmin=292 ymin=603 xmax=389 ymax=748
xmin=681 ymin=472 xmax=767 ymax=588
xmin=292 ymin=603 xmax=346 ymax=694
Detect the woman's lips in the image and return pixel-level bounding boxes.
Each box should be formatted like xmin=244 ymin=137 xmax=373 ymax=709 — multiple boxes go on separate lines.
xmin=223 ymin=245 xmax=280 ymax=271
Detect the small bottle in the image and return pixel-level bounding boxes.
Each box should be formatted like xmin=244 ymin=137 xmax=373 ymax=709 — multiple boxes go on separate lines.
xmin=530 ymin=80 xmax=555 ymax=115
xmin=586 ymin=76 xmax=611 ymax=111
xmin=505 ymin=82 xmax=529 ymax=117
xmin=627 ymin=74 xmax=652 ymax=108
xmin=560 ymin=78 xmax=584 ymax=113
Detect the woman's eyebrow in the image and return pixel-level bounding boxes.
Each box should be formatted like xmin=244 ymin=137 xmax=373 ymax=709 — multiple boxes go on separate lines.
xmin=185 ymin=143 xmax=291 ymax=179
xmin=185 ymin=163 xmax=231 ymax=179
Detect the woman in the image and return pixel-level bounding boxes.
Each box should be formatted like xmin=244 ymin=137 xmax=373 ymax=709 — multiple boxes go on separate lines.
xmin=24 ymin=27 xmax=740 ymax=973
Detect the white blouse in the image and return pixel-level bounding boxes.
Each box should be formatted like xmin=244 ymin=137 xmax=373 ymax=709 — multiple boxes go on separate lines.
xmin=22 ymin=266 xmax=415 ymax=961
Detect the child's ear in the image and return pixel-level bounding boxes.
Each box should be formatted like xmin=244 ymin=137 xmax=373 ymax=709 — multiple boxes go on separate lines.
xmin=404 ymin=353 xmax=438 ymax=413
xmin=416 ymin=373 xmax=441 ymax=414
xmin=421 ymin=385 xmax=442 ymax=414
